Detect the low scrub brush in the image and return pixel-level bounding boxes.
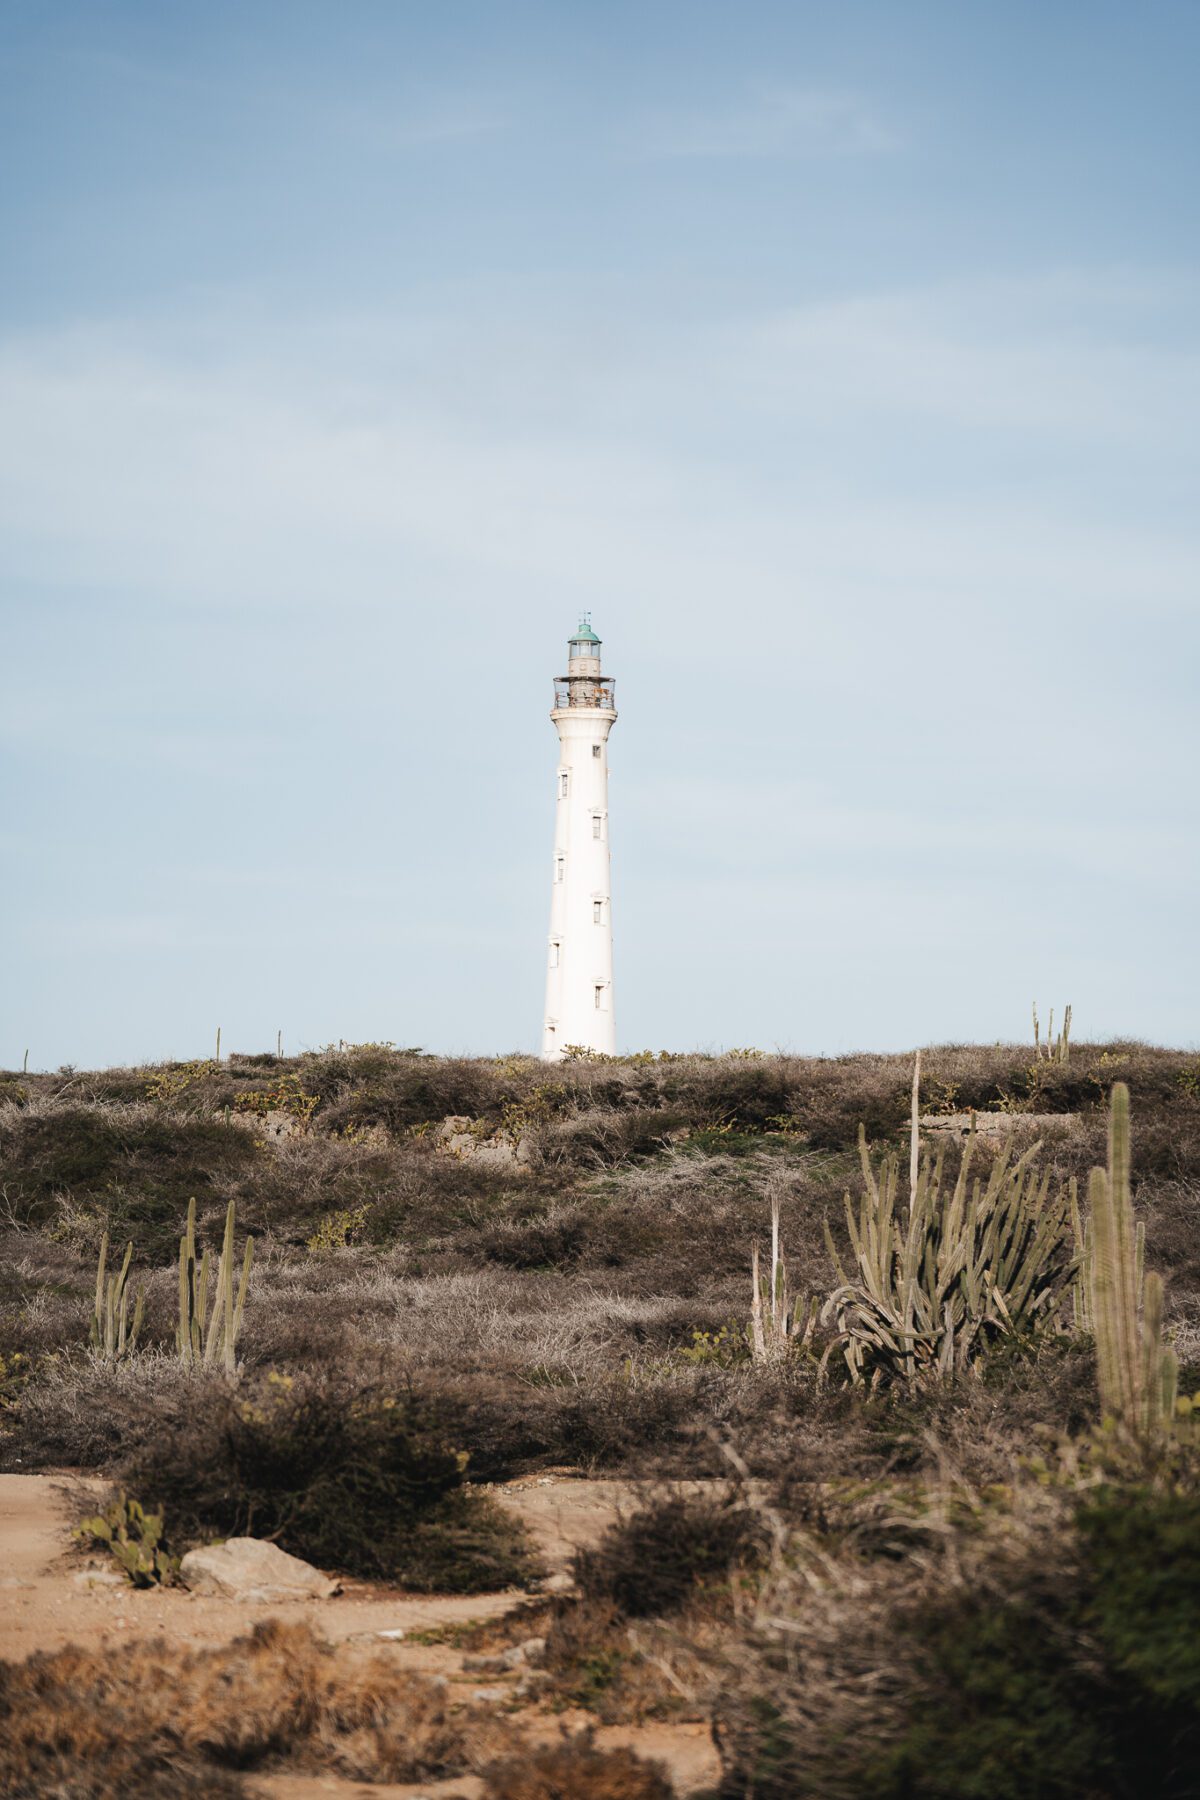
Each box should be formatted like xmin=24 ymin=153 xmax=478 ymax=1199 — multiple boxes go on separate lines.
xmin=715 ymin=1473 xmax=1200 ymax=1800
xmin=120 ymin=1372 xmax=540 ymax=1592
xmin=573 ymin=1487 xmax=767 ymax=1619
xmin=484 ymin=1732 xmax=675 ymax=1799
xmin=0 ymin=1619 xmax=514 ymax=1798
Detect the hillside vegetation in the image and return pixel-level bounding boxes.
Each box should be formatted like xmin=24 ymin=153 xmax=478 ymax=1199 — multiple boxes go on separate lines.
xmin=2 ymin=1039 xmax=1199 ymax=1795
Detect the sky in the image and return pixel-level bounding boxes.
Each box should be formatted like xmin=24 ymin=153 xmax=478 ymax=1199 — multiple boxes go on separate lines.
xmin=1 ymin=0 xmax=1198 ymax=1068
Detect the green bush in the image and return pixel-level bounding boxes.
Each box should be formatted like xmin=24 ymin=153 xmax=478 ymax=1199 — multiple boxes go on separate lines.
xmin=1078 ymin=1484 xmax=1200 ymax=1750
xmin=722 ymin=1483 xmax=1200 ymax=1800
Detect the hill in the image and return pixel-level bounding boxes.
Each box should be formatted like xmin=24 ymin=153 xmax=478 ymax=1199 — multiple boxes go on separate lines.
xmin=1 ymin=1041 xmax=1198 ymax=1795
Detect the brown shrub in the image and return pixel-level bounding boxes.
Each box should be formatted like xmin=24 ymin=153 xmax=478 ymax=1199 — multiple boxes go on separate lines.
xmin=118 ymin=1371 xmax=541 ymax=1591
xmin=0 ymin=1101 xmax=257 ymax=1247
xmin=574 ymin=1488 xmax=767 ymax=1618
xmin=483 ymin=1732 xmax=675 ymax=1799
xmin=0 ymin=1619 xmax=514 ymax=1797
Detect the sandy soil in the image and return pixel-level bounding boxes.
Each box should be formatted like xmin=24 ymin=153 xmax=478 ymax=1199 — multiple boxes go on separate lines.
xmin=0 ymin=1472 xmax=720 ymax=1798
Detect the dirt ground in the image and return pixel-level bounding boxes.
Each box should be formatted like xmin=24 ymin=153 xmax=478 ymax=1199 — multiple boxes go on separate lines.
xmin=0 ymin=1473 xmax=720 ymax=1799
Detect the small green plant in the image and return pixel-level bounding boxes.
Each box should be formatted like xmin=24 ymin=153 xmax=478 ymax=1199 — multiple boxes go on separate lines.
xmin=567 ymin=1648 xmax=627 ymax=1705
xmin=307 ymin=1203 xmax=370 ymax=1253
xmin=763 ymin=1112 xmax=807 ymax=1139
xmin=89 ymin=1232 xmax=144 ymax=1365
xmin=677 ymin=1324 xmax=751 ymax=1368
xmin=177 ymin=1197 xmax=253 ymax=1373
xmin=499 ymin=1081 xmax=567 ymax=1142
xmin=922 ymin=1078 xmax=961 ymax=1117
xmin=145 ymin=1059 xmax=218 ymax=1103
xmin=235 ymin=1072 xmax=319 ymax=1132
xmin=0 ymin=1350 xmax=31 ymax=1420
xmin=75 ymin=1494 xmax=177 ymax=1587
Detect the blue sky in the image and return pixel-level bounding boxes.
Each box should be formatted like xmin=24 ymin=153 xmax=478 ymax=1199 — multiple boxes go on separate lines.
xmin=2 ymin=0 xmax=1197 ymax=1067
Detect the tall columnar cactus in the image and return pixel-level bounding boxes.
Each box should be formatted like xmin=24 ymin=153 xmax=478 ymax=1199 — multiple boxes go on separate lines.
xmin=749 ymin=1192 xmax=818 ymax=1364
xmin=1088 ymin=1082 xmax=1176 ymax=1432
xmin=90 ymin=1232 xmax=144 ymax=1364
xmin=1033 ymin=1001 xmax=1072 ymax=1065
xmin=177 ymin=1197 xmax=253 ymax=1373
xmin=1068 ymin=1177 xmax=1092 ymax=1332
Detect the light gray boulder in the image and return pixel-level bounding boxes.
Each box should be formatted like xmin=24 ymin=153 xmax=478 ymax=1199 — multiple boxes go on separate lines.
xmin=179 ymin=1537 xmax=338 ymax=1602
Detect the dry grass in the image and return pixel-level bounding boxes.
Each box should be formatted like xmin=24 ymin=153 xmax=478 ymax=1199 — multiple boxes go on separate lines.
xmin=0 ymin=1619 xmax=516 ymax=1798
xmin=483 ymin=1732 xmax=676 ymax=1798
xmin=707 ymin=1455 xmax=1200 ymax=1800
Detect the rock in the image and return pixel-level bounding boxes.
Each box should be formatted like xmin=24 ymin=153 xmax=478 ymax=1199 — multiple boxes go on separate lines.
xmin=536 ymin=1569 xmax=574 ymax=1594
xmin=516 ymin=1668 xmax=555 ymax=1699
xmin=920 ymin=1111 xmax=1079 ymax=1137
xmin=471 ymin=1684 xmax=513 ymax=1703
xmin=179 ymin=1538 xmax=338 ymax=1602
xmin=225 ymin=1107 xmax=303 ymax=1141
xmin=464 ymin=1636 xmax=546 ymax=1674
xmin=435 ymin=1117 xmax=531 ymax=1171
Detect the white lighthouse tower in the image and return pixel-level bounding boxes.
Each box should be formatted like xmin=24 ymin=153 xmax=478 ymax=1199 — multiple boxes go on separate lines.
xmin=541 ymin=617 xmax=617 ymax=1060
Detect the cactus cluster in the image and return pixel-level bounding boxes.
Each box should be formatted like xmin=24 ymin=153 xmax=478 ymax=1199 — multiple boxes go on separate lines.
xmin=823 ymin=1120 xmax=1073 ymax=1383
xmin=1086 ymin=1082 xmax=1178 ymax=1432
xmin=76 ymin=1493 xmax=176 ymax=1587
xmin=749 ymin=1193 xmax=819 ymax=1364
xmin=177 ymin=1197 xmax=253 ymax=1373
xmin=1033 ymin=1001 xmax=1072 ymax=1064
xmin=89 ymin=1233 xmax=144 ymax=1365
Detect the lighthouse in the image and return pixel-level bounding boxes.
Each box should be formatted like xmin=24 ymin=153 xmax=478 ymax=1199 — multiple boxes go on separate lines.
xmin=541 ymin=617 xmax=617 ymax=1059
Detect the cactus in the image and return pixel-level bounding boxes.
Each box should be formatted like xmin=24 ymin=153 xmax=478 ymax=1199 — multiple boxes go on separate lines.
xmin=1033 ymin=1001 xmax=1072 ymax=1064
xmin=1087 ymin=1082 xmax=1177 ymax=1432
xmin=749 ymin=1192 xmax=818 ymax=1363
xmin=76 ymin=1494 xmax=176 ymax=1587
xmin=823 ymin=1106 xmax=1074 ymax=1383
xmin=177 ymin=1196 xmax=253 ymax=1373
xmin=1068 ymin=1176 xmax=1092 ymax=1332
xmin=89 ymin=1232 xmax=144 ymax=1364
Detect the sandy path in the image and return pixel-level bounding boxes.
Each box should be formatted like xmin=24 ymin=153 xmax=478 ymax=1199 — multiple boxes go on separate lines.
xmin=0 ymin=1473 xmax=719 ymax=1797
xmin=0 ymin=1472 xmax=643 ymax=1662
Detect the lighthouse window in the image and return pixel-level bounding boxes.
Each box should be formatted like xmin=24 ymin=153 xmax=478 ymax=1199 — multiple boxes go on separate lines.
xmin=591 ymin=814 xmax=602 ymax=839
xmin=593 ymin=900 xmax=604 ymax=924
xmin=592 ymin=744 xmax=602 ymax=759
xmin=549 ymin=941 xmax=560 ymax=967
xmin=554 ymin=857 xmax=564 ymax=882
xmin=594 ymin=984 xmax=605 ymax=1009
xmin=559 ymin=773 xmax=568 ymax=797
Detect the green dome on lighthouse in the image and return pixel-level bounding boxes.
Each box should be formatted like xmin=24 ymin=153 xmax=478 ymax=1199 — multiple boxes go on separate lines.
xmin=570 ymin=613 xmax=600 ymax=646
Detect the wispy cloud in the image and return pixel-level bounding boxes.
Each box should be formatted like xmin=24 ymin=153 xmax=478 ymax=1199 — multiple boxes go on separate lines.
xmin=628 ymin=86 xmax=900 ymax=159
xmin=352 ymin=95 xmax=509 ymax=151
xmin=0 ymin=270 xmax=1196 ymax=632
